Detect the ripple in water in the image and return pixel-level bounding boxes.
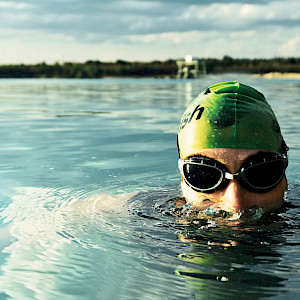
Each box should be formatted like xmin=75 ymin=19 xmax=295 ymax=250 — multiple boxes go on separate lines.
xmin=0 ymin=185 xmax=299 ymax=299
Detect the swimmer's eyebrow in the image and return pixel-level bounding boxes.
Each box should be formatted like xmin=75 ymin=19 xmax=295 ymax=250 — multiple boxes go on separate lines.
xmin=184 ymin=155 xmax=215 ymax=161
xmin=241 ymin=151 xmax=277 ymax=163
xmin=185 ymin=151 xmax=274 ymax=163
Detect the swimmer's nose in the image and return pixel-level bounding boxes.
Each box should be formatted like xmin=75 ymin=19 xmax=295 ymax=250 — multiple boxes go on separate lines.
xmin=220 ymin=180 xmax=247 ymax=212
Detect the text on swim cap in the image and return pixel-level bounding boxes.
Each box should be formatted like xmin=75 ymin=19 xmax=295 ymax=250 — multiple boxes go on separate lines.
xmin=179 ymin=105 xmax=204 ymax=132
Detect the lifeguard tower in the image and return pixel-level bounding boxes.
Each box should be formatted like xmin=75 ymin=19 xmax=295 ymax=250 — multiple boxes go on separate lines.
xmin=176 ymin=55 xmax=207 ymax=79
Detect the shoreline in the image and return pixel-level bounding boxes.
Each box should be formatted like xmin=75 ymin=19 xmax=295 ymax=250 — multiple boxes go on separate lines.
xmin=1 ymin=72 xmax=300 ymax=80
xmin=254 ymin=72 xmax=300 ymax=79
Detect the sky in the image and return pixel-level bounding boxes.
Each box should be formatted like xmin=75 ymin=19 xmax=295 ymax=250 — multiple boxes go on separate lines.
xmin=0 ymin=0 xmax=299 ymax=64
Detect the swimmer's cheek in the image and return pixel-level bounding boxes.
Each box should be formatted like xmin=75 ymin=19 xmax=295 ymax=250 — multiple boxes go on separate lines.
xmin=181 ymin=177 xmax=287 ymax=213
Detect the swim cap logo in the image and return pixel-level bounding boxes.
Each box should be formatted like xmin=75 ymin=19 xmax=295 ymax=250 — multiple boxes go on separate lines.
xmin=179 ymin=105 xmax=204 ymax=131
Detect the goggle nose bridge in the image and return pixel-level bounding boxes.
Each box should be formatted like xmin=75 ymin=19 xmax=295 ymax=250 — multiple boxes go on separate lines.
xmin=224 ymin=171 xmax=243 ymax=180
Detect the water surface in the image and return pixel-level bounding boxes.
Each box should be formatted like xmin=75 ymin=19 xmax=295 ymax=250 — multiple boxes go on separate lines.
xmin=0 ymin=75 xmax=299 ymax=299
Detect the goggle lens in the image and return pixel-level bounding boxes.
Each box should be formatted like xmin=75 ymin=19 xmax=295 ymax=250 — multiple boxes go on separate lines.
xmin=183 ymin=163 xmax=222 ymax=191
xmin=243 ymin=160 xmax=286 ymax=190
xmin=180 ymin=154 xmax=287 ymax=193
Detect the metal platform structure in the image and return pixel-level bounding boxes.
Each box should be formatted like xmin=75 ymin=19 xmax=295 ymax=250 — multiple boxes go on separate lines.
xmin=176 ymin=55 xmax=207 ymax=79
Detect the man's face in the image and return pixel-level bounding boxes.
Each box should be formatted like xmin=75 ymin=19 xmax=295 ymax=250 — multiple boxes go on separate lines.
xmin=181 ymin=148 xmax=288 ymax=213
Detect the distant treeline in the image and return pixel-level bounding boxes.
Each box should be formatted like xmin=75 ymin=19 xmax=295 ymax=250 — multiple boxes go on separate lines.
xmin=0 ymin=56 xmax=300 ymax=78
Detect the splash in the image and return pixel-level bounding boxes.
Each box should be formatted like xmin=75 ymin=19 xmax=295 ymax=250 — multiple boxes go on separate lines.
xmin=203 ymin=206 xmax=264 ymax=221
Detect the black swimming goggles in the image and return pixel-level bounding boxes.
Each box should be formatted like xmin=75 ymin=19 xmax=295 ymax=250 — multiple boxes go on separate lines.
xmin=178 ymin=153 xmax=288 ymax=193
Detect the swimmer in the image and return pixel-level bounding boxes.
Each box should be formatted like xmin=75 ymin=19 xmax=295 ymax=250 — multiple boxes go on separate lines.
xmin=177 ymin=81 xmax=289 ymax=213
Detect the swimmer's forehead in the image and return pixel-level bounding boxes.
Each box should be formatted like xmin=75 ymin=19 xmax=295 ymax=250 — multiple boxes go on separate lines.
xmin=183 ymin=148 xmax=272 ymax=161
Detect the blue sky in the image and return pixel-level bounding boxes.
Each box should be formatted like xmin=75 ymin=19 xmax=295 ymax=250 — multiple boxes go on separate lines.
xmin=0 ymin=0 xmax=299 ymax=64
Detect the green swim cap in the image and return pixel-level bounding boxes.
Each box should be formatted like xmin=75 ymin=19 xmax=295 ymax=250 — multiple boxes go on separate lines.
xmin=178 ymin=81 xmax=285 ymax=158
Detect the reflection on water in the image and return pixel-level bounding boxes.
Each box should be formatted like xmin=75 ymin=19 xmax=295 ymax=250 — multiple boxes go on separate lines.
xmin=2 ymin=186 xmax=300 ymax=299
xmin=0 ymin=76 xmax=299 ymax=299
xmin=185 ymin=82 xmax=194 ymax=105
xmin=133 ymin=188 xmax=300 ymax=299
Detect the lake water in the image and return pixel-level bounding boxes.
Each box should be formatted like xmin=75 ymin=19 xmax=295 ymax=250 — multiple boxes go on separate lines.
xmin=0 ymin=75 xmax=299 ymax=299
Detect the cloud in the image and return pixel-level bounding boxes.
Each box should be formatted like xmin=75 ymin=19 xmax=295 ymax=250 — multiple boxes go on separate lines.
xmin=0 ymin=1 xmax=32 ymax=9
xmin=0 ymin=0 xmax=299 ymax=63
xmin=279 ymin=36 xmax=300 ymax=56
xmin=1 ymin=0 xmax=299 ymax=38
